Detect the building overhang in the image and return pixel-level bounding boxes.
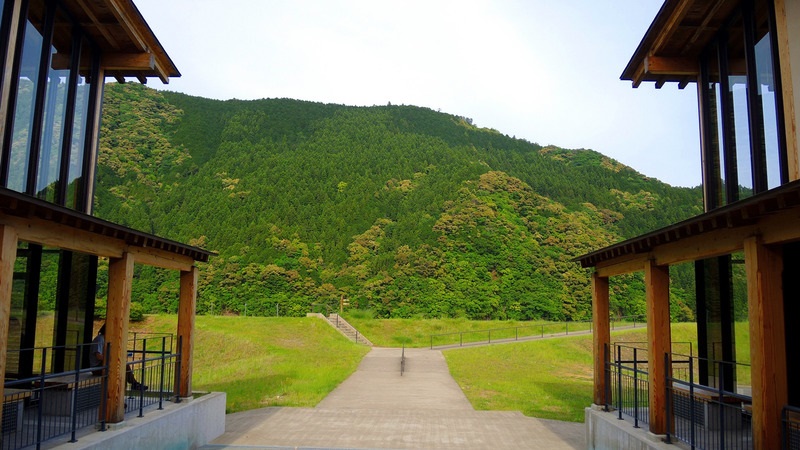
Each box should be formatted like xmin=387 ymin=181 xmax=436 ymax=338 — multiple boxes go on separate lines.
xmin=59 ymin=0 xmax=180 ymax=83
xmin=621 ymin=0 xmax=740 ymax=88
xmin=0 ymin=187 xmax=212 ymax=269
xmin=576 ymin=180 xmax=800 ymax=276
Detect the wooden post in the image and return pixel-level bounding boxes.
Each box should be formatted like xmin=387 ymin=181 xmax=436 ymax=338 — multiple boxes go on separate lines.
xmin=177 ymin=266 xmax=197 ymax=398
xmin=592 ymin=272 xmax=610 ymax=406
xmin=105 ymin=252 xmax=133 ymax=423
xmin=0 ymin=225 xmax=19 ymax=427
xmin=645 ymin=259 xmax=671 ymax=435
xmin=773 ymin=0 xmax=799 ymax=182
xmin=0 ymin=0 xmax=22 ymax=140
xmin=744 ymin=236 xmax=787 ymax=450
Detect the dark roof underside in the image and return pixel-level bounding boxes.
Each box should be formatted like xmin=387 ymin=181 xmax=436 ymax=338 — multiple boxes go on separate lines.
xmin=576 ymin=180 xmax=800 ymax=268
xmin=1 ymin=188 xmax=211 ymax=262
xmin=621 ymin=0 xmax=743 ymax=87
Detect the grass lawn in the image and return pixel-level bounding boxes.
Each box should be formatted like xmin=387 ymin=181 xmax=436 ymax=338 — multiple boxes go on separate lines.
xmin=343 ymin=316 xmax=593 ymax=348
xmin=32 ymin=314 xmax=370 ymax=413
xmin=129 ymin=314 xmax=371 ymax=413
xmin=443 ymin=322 xmax=735 ymax=422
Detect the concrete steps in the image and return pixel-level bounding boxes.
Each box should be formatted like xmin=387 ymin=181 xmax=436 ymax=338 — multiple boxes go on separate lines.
xmin=324 ymin=313 xmax=373 ymax=346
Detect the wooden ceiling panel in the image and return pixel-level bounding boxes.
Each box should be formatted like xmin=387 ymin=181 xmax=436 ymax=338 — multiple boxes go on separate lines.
xmin=621 ymin=0 xmax=740 ymax=86
xmin=61 ymin=0 xmax=179 ymax=82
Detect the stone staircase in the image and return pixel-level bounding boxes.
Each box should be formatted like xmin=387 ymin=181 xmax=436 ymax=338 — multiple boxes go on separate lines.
xmin=315 ymin=313 xmax=373 ymax=346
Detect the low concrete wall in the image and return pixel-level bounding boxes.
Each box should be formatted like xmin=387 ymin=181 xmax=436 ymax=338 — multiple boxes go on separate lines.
xmin=585 ymin=406 xmax=674 ymax=450
xmin=52 ymin=391 xmax=226 ymax=450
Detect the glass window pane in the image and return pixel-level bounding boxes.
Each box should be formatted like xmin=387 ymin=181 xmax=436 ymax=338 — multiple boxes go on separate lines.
xmin=7 ymin=1 xmax=46 ymax=193
xmin=36 ymin=7 xmax=73 ymax=202
xmin=754 ymin=30 xmax=781 ymax=189
xmin=66 ymin=38 xmax=93 ymax=211
xmin=727 ymin=16 xmax=753 ymax=200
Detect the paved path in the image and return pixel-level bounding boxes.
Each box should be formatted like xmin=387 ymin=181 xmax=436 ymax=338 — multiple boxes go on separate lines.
xmin=204 ymin=347 xmax=585 ymax=449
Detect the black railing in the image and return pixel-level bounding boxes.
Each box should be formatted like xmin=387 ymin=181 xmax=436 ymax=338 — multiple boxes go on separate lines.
xmin=2 ymin=335 xmax=180 ymax=450
xmin=783 ymin=405 xmax=800 ymax=450
xmin=430 ymin=315 xmax=645 ymax=349
xmin=607 ymin=344 xmax=650 ymax=427
xmin=604 ymin=343 xmax=753 ymax=450
xmin=666 ymin=354 xmax=752 ymax=449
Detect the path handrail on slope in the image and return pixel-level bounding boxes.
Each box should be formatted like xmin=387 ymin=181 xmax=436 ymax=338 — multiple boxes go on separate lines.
xmin=429 ymin=315 xmax=646 ymax=349
xmin=309 ymin=313 xmax=374 ymax=346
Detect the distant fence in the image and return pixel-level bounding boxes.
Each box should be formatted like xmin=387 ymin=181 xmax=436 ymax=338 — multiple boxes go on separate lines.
xmin=429 ymin=315 xmax=645 ymax=349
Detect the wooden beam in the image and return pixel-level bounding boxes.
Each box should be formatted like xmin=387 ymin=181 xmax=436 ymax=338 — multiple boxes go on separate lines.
xmin=177 ymin=267 xmax=198 ymax=398
xmin=0 ymin=0 xmax=23 ymax=142
xmin=74 ymin=0 xmax=120 ymax=50
xmin=0 ymin=225 xmax=19 ymax=428
xmin=596 ymin=255 xmax=645 ymax=278
xmin=744 ymin=236 xmax=787 ymax=450
xmin=106 ymin=0 xmax=149 ymax=52
xmin=593 ymin=208 xmax=800 ymax=278
xmin=592 ymin=273 xmax=610 ymax=406
xmin=101 ymin=52 xmax=155 ymax=71
xmin=130 ymin=247 xmax=194 ymax=272
xmin=105 ymin=252 xmax=134 ymax=423
xmin=774 ymin=0 xmax=799 ymax=182
xmin=0 ymin=214 xmax=125 ymax=259
xmin=645 ymin=56 xmax=699 ymax=76
xmin=650 ymin=0 xmax=694 ymax=56
xmin=645 ymin=259 xmax=671 ymax=435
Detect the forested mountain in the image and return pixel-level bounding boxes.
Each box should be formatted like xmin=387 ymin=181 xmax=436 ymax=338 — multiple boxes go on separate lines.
xmin=94 ymin=82 xmax=703 ymax=321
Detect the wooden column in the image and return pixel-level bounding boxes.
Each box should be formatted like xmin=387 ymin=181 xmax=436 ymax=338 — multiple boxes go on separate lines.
xmin=105 ymin=252 xmax=133 ymax=423
xmin=744 ymin=236 xmax=787 ymax=450
xmin=177 ymin=266 xmax=197 ymax=398
xmin=0 ymin=225 xmax=19 ymax=427
xmin=592 ymin=272 xmax=610 ymax=406
xmin=0 ymin=0 xmax=23 ymax=140
xmin=774 ymin=0 xmax=799 ymax=182
xmin=645 ymin=259 xmax=671 ymax=435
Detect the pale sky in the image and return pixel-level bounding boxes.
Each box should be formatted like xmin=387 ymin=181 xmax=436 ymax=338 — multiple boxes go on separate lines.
xmin=134 ymin=0 xmax=702 ymax=187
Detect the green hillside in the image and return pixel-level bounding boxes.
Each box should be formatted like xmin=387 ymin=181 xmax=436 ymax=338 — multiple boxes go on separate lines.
xmin=94 ymin=83 xmax=703 ymax=321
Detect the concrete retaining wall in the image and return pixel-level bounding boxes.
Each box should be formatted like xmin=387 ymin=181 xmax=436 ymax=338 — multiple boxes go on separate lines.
xmin=53 ymin=391 xmax=226 ymax=450
xmin=585 ymin=406 xmax=674 ymax=450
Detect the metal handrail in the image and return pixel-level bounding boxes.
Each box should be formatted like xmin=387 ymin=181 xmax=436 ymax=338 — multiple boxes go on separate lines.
xmin=400 ymin=345 xmax=406 ymax=376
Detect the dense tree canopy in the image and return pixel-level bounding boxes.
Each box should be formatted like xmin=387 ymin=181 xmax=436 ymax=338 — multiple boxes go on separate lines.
xmin=93 ymin=83 xmax=705 ymax=320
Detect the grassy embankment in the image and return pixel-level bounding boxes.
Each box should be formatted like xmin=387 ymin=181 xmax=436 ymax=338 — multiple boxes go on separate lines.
xmin=31 ymin=314 xmax=751 ymax=422
xmin=33 ymin=313 xmax=370 ymax=414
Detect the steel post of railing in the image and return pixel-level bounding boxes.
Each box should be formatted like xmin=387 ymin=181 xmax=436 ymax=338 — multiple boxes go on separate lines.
xmin=488 ymin=330 xmax=491 ymax=344
xmin=718 ymin=359 xmax=725 ymax=449
xmin=633 ymin=347 xmax=639 ymax=428
xmin=174 ymin=336 xmax=182 ymax=404
xmin=36 ymin=347 xmax=47 ymax=447
xmin=689 ymin=356 xmax=695 ymax=449
xmin=137 ymin=338 xmax=146 ymax=417
xmin=515 ymin=327 xmax=518 ymax=340
xmin=566 ymin=322 xmax=569 ymax=335
xmin=665 ymin=352 xmax=672 ymax=444
xmin=100 ymin=342 xmax=110 ymax=430
xmin=69 ymin=346 xmax=82 ymax=442
xmin=617 ymin=345 xmax=623 ymax=421
xmin=604 ymin=344 xmax=611 ymax=412
xmin=158 ymin=337 xmax=167 ymax=410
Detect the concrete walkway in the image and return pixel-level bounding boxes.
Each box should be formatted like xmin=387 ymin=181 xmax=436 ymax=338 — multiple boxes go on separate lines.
xmin=204 ymin=347 xmax=585 ymax=449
